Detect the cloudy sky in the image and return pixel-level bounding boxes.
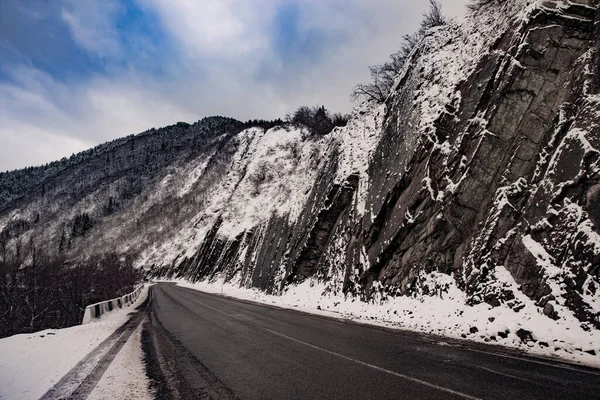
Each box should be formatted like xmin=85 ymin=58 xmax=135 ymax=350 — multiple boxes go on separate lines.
xmin=0 ymin=0 xmax=468 ymax=172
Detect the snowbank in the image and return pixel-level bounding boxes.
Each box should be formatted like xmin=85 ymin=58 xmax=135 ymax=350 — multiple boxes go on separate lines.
xmin=0 ymin=285 xmax=150 ymax=400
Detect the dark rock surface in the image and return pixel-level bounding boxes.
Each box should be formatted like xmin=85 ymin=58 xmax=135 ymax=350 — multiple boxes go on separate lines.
xmin=1 ymin=0 xmax=598 ymax=337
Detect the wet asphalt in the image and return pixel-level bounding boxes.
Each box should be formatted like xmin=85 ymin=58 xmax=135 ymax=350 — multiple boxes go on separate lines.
xmin=148 ymin=282 xmax=600 ymax=400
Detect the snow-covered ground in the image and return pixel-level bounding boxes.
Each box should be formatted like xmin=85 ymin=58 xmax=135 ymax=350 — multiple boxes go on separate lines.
xmin=173 ymin=277 xmax=600 ymax=369
xmin=0 ymin=286 xmax=151 ymax=400
xmin=87 ymin=323 xmax=152 ymax=400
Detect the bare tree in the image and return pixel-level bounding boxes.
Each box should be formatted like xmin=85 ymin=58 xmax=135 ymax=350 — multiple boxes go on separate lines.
xmin=286 ymin=105 xmax=348 ymax=135
xmin=0 ymin=234 xmax=142 ymax=337
xmin=352 ymin=0 xmax=447 ymax=103
xmin=468 ymin=0 xmax=505 ymax=11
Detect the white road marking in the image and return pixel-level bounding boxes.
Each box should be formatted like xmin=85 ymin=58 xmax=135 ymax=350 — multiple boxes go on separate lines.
xmin=185 ymin=294 xmax=482 ymax=400
xmin=263 ymin=327 xmax=482 ymax=400
xmin=178 ymin=285 xmax=600 ymax=378
xmin=464 ymin=348 xmax=600 ymax=377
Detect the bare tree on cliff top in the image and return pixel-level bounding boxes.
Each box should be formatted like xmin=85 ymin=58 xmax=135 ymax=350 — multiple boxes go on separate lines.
xmin=352 ymin=0 xmax=447 ymax=103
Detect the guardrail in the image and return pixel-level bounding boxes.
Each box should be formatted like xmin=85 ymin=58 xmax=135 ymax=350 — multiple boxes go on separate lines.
xmin=81 ymin=284 xmax=144 ymax=324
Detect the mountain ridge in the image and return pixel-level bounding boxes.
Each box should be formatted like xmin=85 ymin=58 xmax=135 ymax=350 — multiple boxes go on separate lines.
xmin=1 ymin=0 xmax=599 ymax=360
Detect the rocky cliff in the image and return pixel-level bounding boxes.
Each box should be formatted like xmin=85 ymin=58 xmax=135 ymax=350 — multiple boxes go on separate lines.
xmin=1 ymin=0 xmax=598 ymax=357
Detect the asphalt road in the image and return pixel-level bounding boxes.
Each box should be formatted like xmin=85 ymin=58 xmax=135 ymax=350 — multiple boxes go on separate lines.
xmin=146 ymin=283 xmax=600 ymax=400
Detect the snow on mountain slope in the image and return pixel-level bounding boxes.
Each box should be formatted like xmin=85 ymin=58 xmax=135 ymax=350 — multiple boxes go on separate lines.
xmin=136 ymin=125 xmax=324 ymax=268
xmin=0 ymin=0 xmax=598 ymax=367
xmin=149 ymin=0 xmax=600 ymax=364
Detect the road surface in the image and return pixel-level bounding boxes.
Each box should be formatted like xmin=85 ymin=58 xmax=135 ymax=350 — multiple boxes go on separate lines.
xmin=145 ymin=283 xmax=600 ymax=400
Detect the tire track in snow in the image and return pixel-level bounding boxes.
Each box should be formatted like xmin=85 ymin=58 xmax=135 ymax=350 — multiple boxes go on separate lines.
xmin=40 ymin=299 xmax=148 ymax=400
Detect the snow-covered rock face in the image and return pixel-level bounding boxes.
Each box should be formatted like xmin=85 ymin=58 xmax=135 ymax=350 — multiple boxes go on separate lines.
xmin=137 ymin=125 xmax=326 ymax=267
xmin=1 ymin=0 xmax=598 ymax=361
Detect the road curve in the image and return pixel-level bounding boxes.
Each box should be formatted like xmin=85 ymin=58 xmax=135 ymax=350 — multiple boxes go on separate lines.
xmin=145 ymin=283 xmax=600 ymax=400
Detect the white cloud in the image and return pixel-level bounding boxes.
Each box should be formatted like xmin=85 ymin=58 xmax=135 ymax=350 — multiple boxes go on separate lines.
xmin=81 ymin=77 xmax=197 ymax=136
xmin=439 ymin=0 xmax=470 ymax=17
xmin=60 ymin=0 xmax=122 ymax=58
xmin=0 ymin=66 xmax=197 ymax=170
xmin=0 ymin=0 xmax=470 ymax=171
xmin=0 ymin=122 xmax=90 ymax=171
xmin=137 ymin=0 xmax=277 ymax=59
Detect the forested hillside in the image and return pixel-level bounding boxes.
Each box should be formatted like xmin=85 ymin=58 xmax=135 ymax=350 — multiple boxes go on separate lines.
xmin=1 ymin=0 xmax=598 ymax=364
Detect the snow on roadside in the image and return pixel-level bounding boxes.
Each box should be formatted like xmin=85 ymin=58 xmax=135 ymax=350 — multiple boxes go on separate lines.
xmin=172 ymin=278 xmax=600 ymax=369
xmin=87 ymin=323 xmax=152 ymax=400
xmin=0 ymin=285 xmax=150 ymax=400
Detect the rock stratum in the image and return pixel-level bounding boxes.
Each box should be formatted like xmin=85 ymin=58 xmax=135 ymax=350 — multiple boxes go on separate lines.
xmin=1 ymin=0 xmax=599 ymax=360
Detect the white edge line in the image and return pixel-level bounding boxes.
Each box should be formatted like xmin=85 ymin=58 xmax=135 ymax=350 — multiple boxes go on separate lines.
xmin=464 ymin=348 xmax=600 ymax=377
xmin=263 ymin=327 xmax=481 ymax=400
xmin=187 ymin=294 xmax=482 ymax=400
xmin=177 ymin=284 xmax=600 ymax=376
